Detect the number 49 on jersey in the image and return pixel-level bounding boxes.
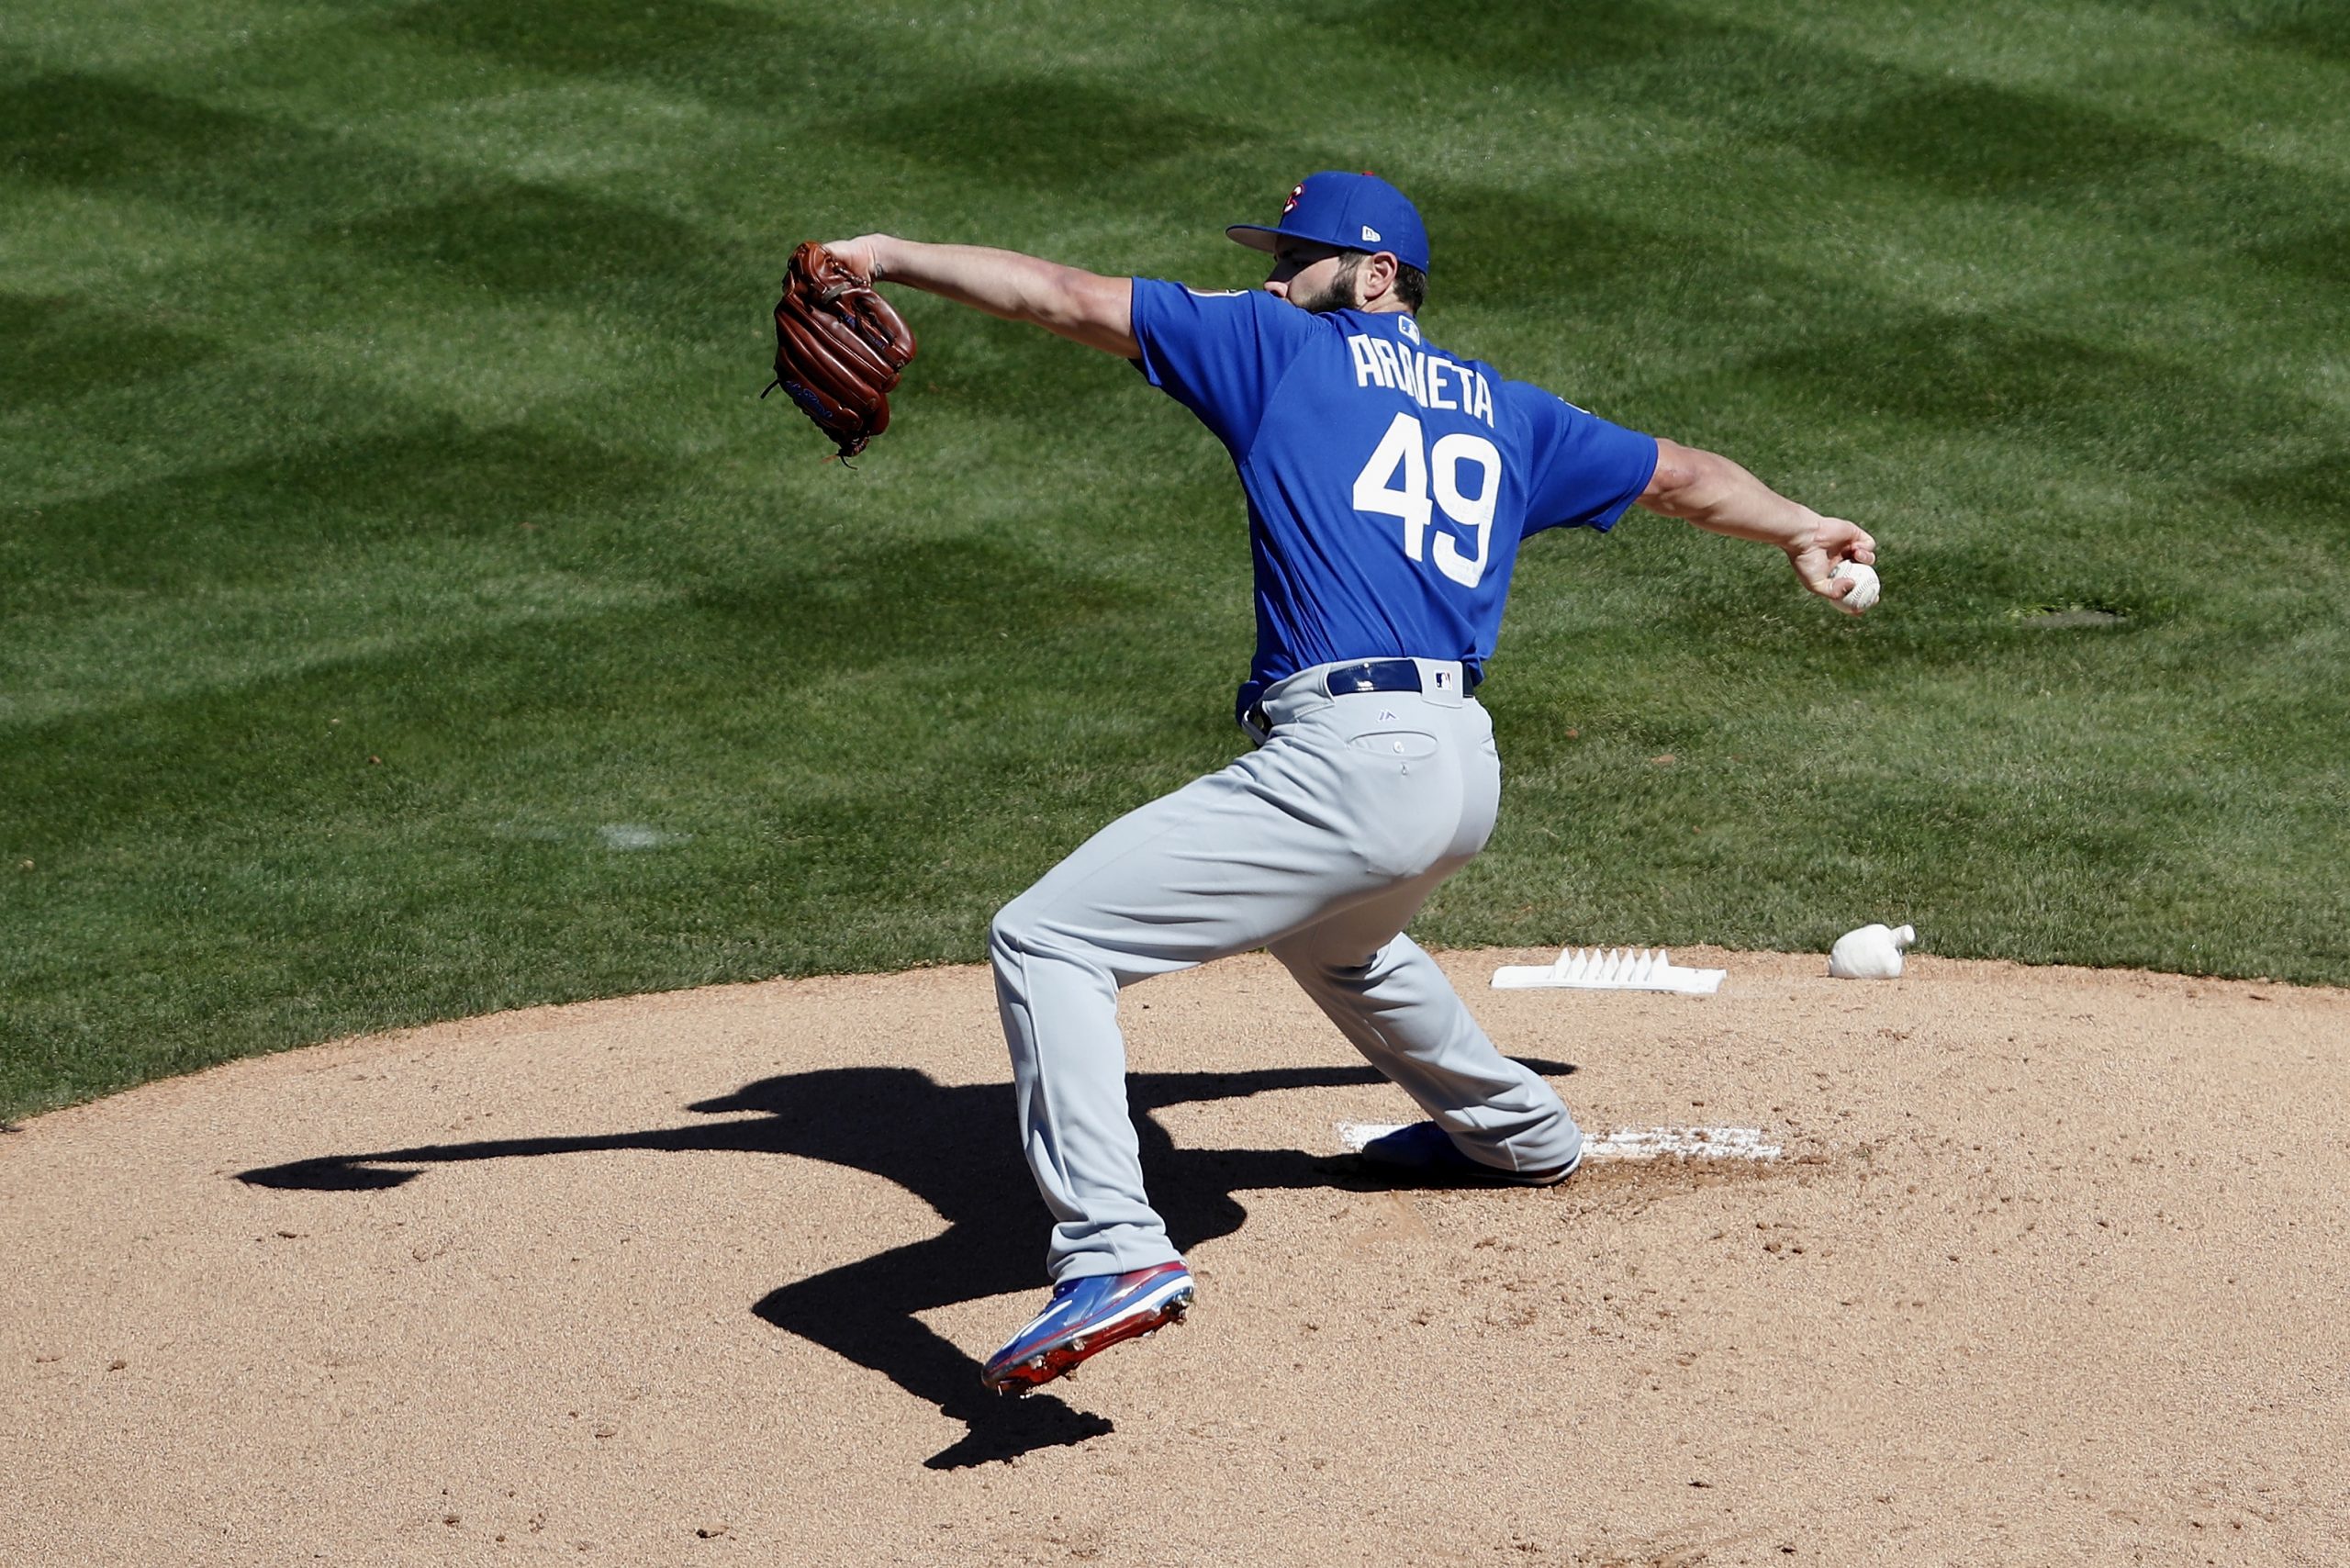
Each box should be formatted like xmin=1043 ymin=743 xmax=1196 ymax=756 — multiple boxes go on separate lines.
xmin=1351 ymin=412 xmax=1503 ymax=589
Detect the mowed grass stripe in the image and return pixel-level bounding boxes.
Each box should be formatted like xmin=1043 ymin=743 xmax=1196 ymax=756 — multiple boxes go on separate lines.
xmin=5 ymin=0 xmax=2348 ymax=1122
xmin=0 ymin=48 xmax=1270 ymax=487
xmin=16 ymin=8 xmax=2323 ymax=447
xmin=0 ymin=70 xmax=743 ymax=308
xmin=1694 ymin=0 xmax=2350 ymax=172
xmin=1255 ymin=11 xmax=2350 ymax=975
xmin=0 ymin=543 xmax=1216 ymax=1112
xmin=5 ymin=19 xmax=2331 ymax=681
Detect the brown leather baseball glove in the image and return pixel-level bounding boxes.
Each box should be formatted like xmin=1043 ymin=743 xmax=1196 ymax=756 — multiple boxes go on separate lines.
xmin=765 ymin=241 xmax=917 ymax=462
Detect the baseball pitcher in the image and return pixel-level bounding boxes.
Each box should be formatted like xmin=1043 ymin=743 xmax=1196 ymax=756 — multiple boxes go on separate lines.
xmin=819 ymin=170 xmax=1874 ymax=1394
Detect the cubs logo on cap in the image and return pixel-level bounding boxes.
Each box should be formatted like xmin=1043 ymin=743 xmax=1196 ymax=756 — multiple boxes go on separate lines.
xmin=1226 ymin=170 xmax=1431 ymax=274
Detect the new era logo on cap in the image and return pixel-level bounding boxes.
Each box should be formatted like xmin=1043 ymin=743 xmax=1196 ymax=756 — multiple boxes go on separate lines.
xmin=1360 ymin=225 xmax=1381 ymax=242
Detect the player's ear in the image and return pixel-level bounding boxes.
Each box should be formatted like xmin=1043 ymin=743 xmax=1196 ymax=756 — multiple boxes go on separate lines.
xmin=1360 ymin=250 xmax=1399 ymax=307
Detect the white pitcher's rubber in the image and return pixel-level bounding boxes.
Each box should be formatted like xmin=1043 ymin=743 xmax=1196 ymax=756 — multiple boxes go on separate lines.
xmin=1491 ymin=946 xmax=1726 ymax=994
xmin=1337 ymin=1122 xmax=1780 ymax=1162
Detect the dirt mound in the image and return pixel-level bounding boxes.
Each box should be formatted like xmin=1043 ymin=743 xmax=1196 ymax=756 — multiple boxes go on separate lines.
xmin=4 ymin=950 xmax=2344 ymax=1564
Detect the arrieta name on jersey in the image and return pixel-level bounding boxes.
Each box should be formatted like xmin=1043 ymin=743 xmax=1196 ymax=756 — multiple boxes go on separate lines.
xmin=1346 ymin=329 xmax=1496 ymax=427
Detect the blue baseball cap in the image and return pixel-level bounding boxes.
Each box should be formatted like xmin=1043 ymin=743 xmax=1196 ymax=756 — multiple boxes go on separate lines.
xmin=1226 ymin=171 xmax=1430 ymax=274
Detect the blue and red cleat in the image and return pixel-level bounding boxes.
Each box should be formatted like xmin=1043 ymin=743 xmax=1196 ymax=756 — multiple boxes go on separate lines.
xmin=981 ymin=1260 xmax=1195 ymax=1394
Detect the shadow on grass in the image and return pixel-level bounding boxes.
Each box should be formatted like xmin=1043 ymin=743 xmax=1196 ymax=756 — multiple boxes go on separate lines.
xmin=240 ymin=1053 xmax=1573 ymax=1468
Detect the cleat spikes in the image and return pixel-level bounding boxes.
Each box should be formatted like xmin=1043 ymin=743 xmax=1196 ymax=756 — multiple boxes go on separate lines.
xmin=980 ymin=1262 xmax=1196 ymax=1394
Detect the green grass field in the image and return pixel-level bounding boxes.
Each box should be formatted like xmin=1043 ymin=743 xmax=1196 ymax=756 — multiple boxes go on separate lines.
xmin=5 ymin=0 xmax=2346 ymax=1121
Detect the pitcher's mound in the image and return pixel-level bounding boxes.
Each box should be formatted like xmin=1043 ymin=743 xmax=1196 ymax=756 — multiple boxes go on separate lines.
xmin=4 ymin=949 xmax=2345 ymax=1564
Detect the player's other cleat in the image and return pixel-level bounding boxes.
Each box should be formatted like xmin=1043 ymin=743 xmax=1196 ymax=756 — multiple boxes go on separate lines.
xmin=981 ymin=1260 xmax=1195 ymax=1394
xmin=1357 ymin=1120 xmax=1580 ymax=1186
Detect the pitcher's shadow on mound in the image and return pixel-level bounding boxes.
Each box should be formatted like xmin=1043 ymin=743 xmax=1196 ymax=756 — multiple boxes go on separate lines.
xmin=241 ymin=1056 xmax=1573 ymax=1469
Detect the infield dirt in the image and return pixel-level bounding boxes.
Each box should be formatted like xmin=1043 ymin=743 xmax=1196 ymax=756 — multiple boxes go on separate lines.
xmin=3 ymin=950 xmax=2344 ymax=1565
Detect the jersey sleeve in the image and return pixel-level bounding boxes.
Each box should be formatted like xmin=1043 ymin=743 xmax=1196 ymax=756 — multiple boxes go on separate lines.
xmin=1516 ymin=387 xmax=1659 ymax=535
xmin=1128 ymin=277 xmax=1320 ymax=455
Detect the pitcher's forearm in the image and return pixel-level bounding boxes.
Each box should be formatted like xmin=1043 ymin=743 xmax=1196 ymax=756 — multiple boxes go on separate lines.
xmin=863 ymin=237 xmax=1136 ymax=357
xmin=867 ymin=239 xmax=1065 ymax=317
xmin=1638 ymin=439 xmax=1821 ymax=551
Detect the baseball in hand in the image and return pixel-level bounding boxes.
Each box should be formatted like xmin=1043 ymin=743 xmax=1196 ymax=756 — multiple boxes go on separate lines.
xmin=1830 ymin=560 xmax=1879 ymax=612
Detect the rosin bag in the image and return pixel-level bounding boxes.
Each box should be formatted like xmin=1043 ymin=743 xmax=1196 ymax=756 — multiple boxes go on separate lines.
xmin=1830 ymin=923 xmax=1916 ymax=979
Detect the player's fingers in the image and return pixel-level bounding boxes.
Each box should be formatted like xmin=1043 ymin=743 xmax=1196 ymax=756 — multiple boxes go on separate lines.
xmin=817 ymin=237 xmax=880 ymax=280
xmin=1822 ymin=519 xmax=1872 ymax=552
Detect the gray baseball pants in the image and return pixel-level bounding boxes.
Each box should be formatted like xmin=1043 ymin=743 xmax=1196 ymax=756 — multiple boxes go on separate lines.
xmin=990 ymin=657 xmax=1584 ymax=1282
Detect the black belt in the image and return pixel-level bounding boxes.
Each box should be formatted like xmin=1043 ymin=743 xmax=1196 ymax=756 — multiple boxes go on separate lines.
xmin=1320 ymin=658 xmax=1481 ymax=696
xmin=1241 ymin=659 xmax=1482 ymax=744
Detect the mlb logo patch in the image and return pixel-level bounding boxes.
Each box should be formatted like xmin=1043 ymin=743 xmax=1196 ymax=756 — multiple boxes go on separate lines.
xmin=1433 ymin=669 xmax=1452 ymax=690
xmin=1398 ymin=316 xmax=1420 ymax=343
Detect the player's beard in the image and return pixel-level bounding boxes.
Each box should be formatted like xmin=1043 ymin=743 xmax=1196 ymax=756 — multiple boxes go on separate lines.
xmin=1296 ymin=252 xmax=1366 ymax=315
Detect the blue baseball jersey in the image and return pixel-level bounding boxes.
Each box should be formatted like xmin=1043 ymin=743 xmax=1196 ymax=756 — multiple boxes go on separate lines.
xmin=1128 ymin=277 xmax=1658 ymax=707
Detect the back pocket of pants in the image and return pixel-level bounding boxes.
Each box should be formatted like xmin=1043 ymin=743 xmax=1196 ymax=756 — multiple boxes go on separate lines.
xmin=1350 ymin=729 xmax=1438 ymax=760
